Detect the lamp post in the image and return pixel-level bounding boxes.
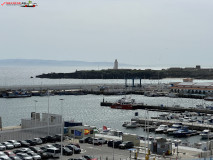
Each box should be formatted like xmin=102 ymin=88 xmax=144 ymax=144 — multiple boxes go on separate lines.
xmin=113 ymin=140 xmax=114 ymax=160
xmin=34 ymin=100 xmax=38 ymax=138
xmin=59 ymin=98 xmax=64 ymax=160
xmin=47 ymin=90 xmax=50 ymax=136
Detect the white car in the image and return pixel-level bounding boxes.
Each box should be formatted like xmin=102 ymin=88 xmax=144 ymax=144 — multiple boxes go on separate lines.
xmin=93 ymin=138 xmax=107 ymax=145
xmin=0 ymin=143 xmax=6 ymax=151
xmin=16 ymin=153 xmax=33 ymax=160
xmin=27 ymin=152 xmax=41 ymax=160
xmin=7 ymin=140 xmax=21 ymax=148
xmin=2 ymin=142 xmax=14 ymax=149
xmin=0 ymin=151 xmax=10 ymax=160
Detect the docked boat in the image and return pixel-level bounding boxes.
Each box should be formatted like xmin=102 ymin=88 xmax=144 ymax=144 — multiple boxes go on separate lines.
xmin=155 ymin=124 xmax=169 ymax=134
xmin=111 ymin=96 xmax=136 ymax=110
xmin=173 ymin=126 xmax=197 ymax=137
xmin=2 ymin=90 xmax=31 ymax=98
xmin=204 ymin=96 xmax=213 ymax=101
xmin=166 ymin=123 xmax=182 ymax=135
xmin=125 ymin=121 xmax=138 ymax=128
xmin=200 ymin=129 xmax=213 ymax=139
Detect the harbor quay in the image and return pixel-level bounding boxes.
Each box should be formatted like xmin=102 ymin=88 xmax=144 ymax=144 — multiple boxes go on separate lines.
xmin=101 ymin=101 xmax=213 ymax=115
xmin=0 ymin=125 xmax=206 ymax=160
xmin=131 ymin=118 xmax=213 ymax=132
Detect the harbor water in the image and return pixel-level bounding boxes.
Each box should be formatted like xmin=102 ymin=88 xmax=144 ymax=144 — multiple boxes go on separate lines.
xmin=0 ymin=66 xmax=213 ymax=145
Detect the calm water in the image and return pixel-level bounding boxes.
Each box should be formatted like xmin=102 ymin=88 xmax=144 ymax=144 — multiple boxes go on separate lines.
xmin=0 ymin=66 xmax=213 ymax=144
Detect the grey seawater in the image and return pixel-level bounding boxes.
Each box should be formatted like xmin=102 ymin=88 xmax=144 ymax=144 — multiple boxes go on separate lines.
xmin=0 ymin=94 xmax=211 ymax=144
xmin=0 ymin=66 xmax=212 ymax=144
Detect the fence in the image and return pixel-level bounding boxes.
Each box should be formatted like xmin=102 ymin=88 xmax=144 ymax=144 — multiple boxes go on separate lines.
xmin=0 ymin=124 xmax=61 ymax=143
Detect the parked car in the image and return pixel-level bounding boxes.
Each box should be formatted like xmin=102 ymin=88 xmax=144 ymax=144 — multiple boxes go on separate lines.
xmin=108 ymin=140 xmax=122 ymax=148
xmin=7 ymin=140 xmax=21 ymax=148
xmin=25 ymin=140 xmax=36 ymax=146
xmin=4 ymin=151 xmax=16 ymax=157
xmin=52 ymin=143 xmax=64 ymax=149
xmin=44 ymin=136 xmax=56 ymax=143
xmin=0 ymin=144 xmax=6 ymax=151
xmin=38 ymin=137 xmax=47 ymax=144
xmin=2 ymin=142 xmax=14 ymax=149
xmin=68 ymin=143 xmax=80 ymax=148
xmin=0 ymin=151 xmax=10 ymax=160
xmin=10 ymin=156 xmax=22 ymax=160
xmin=87 ymin=138 xmax=93 ymax=144
xmin=53 ymin=134 xmax=65 ymax=142
xmin=66 ymin=145 xmax=81 ymax=154
xmin=39 ymin=152 xmax=51 ymax=159
xmin=28 ymin=147 xmax=43 ymax=154
xmin=46 ymin=148 xmax=60 ymax=158
xmin=32 ymin=138 xmax=42 ymax=145
xmin=13 ymin=148 xmax=32 ymax=154
xmin=27 ymin=151 xmax=41 ymax=160
xmin=17 ymin=141 xmax=30 ymax=147
xmin=93 ymin=138 xmax=107 ymax=145
xmin=4 ymin=151 xmax=21 ymax=160
xmin=119 ymin=141 xmax=134 ymax=149
xmin=79 ymin=137 xmax=92 ymax=143
xmin=63 ymin=147 xmax=73 ymax=156
xmin=16 ymin=152 xmax=33 ymax=160
xmin=82 ymin=155 xmax=98 ymax=160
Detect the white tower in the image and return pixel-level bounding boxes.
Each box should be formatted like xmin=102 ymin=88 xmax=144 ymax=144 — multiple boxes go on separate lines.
xmin=113 ymin=59 xmax=118 ymax=69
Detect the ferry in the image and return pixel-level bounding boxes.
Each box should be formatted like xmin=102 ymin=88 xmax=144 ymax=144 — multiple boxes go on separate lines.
xmin=111 ymin=97 xmax=136 ymax=110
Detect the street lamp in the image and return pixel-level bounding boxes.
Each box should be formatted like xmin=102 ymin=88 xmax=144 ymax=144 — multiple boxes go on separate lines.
xmin=34 ymin=100 xmax=38 ymax=138
xmin=59 ymin=98 xmax=64 ymax=160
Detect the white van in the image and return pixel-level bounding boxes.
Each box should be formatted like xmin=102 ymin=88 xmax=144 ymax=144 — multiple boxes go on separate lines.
xmin=46 ymin=148 xmax=60 ymax=158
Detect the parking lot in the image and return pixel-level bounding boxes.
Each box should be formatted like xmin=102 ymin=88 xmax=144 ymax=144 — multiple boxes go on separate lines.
xmin=64 ymin=141 xmax=132 ymax=160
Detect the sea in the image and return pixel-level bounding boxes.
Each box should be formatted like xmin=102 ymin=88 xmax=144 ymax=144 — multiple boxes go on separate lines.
xmin=0 ymin=65 xmax=213 ymax=144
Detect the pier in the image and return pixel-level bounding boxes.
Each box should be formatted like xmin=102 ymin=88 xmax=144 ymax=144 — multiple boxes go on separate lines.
xmin=101 ymin=101 xmax=213 ymax=114
xmin=131 ymin=118 xmax=213 ymax=132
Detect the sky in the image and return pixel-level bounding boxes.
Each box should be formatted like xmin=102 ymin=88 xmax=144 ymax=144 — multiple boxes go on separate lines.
xmin=0 ymin=0 xmax=213 ymax=67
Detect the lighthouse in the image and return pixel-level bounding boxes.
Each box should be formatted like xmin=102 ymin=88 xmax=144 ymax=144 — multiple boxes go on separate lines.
xmin=113 ymin=59 xmax=118 ymax=69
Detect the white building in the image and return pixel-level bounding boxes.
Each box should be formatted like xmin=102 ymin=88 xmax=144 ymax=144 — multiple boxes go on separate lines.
xmin=113 ymin=59 xmax=118 ymax=69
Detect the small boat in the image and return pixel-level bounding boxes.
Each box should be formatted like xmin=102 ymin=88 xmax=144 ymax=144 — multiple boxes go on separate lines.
xmin=125 ymin=121 xmax=138 ymax=128
xmin=204 ymin=96 xmax=213 ymax=101
xmin=155 ymin=124 xmax=169 ymax=134
xmin=200 ymin=129 xmax=213 ymax=139
xmin=173 ymin=126 xmax=196 ymax=137
xmin=206 ymin=105 xmax=213 ymax=110
xmin=2 ymin=90 xmax=31 ymax=98
xmin=167 ymin=123 xmax=182 ymax=135
xmin=111 ymin=96 xmax=136 ymax=110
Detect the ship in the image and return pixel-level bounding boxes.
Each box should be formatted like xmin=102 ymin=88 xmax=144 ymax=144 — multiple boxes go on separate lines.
xmin=110 ymin=96 xmax=136 ymax=110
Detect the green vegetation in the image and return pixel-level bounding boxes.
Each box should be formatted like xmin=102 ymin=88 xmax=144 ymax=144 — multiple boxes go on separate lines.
xmin=36 ymin=68 xmax=213 ymax=79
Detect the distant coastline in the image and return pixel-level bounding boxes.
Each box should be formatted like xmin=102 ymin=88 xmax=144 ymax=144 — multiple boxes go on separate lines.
xmin=36 ymin=66 xmax=213 ymax=79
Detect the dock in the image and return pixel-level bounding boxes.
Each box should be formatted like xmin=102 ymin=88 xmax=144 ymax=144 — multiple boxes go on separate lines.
xmin=131 ymin=118 xmax=213 ymax=132
xmin=100 ymin=101 xmax=213 ymax=114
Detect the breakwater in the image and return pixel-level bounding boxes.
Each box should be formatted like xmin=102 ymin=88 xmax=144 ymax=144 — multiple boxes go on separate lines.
xmin=101 ymin=101 xmax=213 ymax=114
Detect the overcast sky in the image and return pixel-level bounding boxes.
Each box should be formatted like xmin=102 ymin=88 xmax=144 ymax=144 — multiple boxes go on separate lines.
xmin=0 ymin=0 xmax=213 ymax=67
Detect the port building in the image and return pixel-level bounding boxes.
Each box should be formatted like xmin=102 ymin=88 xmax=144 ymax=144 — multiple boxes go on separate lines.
xmin=170 ymin=81 xmax=213 ymax=95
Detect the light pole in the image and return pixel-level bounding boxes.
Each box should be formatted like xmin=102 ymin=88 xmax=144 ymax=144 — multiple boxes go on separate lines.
xmin=59 ymin=98 xmax=64 ymax=160
xmin=47 ymin=90 xmax=50 ymax=136
xmin=113 ymin=140 xmax=114 ymax=160
xmin=34 ymin=100 xmax=38 ymax=138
